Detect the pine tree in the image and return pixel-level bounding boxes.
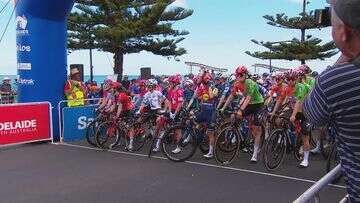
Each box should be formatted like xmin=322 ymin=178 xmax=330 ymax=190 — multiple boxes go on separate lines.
xmin=245 ymin=0 xmax=337 ymax=70
xmin=68 ymin=0 xmax=193 ymax=80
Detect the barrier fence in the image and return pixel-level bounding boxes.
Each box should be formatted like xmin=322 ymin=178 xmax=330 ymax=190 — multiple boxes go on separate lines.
xmin=57 ymin=98 xmax=100 ymax=142
xmin=0 ymin=102 xmax=52 ymax=147
xmin=293 ymin=164 xmax=346 ymax=203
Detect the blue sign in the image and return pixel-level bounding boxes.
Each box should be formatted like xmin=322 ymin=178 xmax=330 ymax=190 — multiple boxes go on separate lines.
xmin=62 ymin=106 xmax=96 ymax=142
xmin=16 ymin=0 xmax=75 ymax=141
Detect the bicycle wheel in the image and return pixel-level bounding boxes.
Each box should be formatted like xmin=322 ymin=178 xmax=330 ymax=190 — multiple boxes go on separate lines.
xmin=128 ymin=122 xmax=152 ymax=151
xmin=95 ymin=121 xmax=121 ymax=150
xmin=263 ymin=129 xmax=287 ymax=171
xmin=214 ymin=126 xmax=240 ymax=165
xmin=198 ymin=132 xmax=209 ymax=154
xmin=162 ymin=124 xmax=197 ymax=162
xmin=85 ymin=120 xmax=98 ymax=147
xmin=294 ymin=135 xmax=303 ymax=161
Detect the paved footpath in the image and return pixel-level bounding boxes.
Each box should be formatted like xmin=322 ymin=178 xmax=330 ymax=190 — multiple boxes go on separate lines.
xmin=0 ymin=142 xmax=346 ymax=203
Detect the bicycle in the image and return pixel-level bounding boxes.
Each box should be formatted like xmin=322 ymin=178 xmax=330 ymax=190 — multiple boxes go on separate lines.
xmin=85 ymin=110 xmax=110 ymax=147
xmin=262 ymin=115 xmax=308 ymax=171
xmin=160 ymin=109 xmax=211 ymax=162
xmin=214 ymin=111 xmax=265 ymax=165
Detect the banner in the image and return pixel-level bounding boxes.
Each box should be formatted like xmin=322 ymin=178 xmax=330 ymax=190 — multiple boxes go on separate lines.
xmin=0 ymin=103 xmax=51 ymax=145
xmin=62 ymin=105 xmax=96 ymax=142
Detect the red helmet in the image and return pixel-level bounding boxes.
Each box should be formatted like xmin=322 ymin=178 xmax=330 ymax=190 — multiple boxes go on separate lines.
xmin=168 ymin=75 xmax=181 ymax=85
xmin=138 ymin=80 xmax=147 ymax=86
xmin=285 ymin=70 xmax=298 ymax=81
xmin=297 ymin=65 xmax=311 ymax=74
xmin=274 ymin=73 xmax=285 ymax=81
xmin=235 ymin=66 xmax=248 ymax=77
xmin=202 ymin=72 xmax=213 ymax=83
xmin=111 ymin=81 xmax=121 ymax=89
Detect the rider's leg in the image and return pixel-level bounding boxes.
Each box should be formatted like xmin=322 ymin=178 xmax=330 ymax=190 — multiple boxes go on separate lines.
xmin=153 ymin=116 xmax=165 ymax=152
xmin=251 ymin=125 xmax=262 ymax=162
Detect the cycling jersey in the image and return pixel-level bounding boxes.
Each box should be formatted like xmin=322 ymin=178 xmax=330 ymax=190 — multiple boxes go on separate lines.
xmin=269 ymin=83 xmax=287 ymax=101
xmin=117 ymin=92 xmax=134 ymax=111
xmin=231 ymin=79 xmax=264 ymax=104
xmin=142 ymin=90 xmax=165 ymax=110
xmin=285 ymin=82 xmax=310 ymax=106
xmin=305 ymin=75 xmax=315 ymax=88
xmin=167 ymin=87 xmax=184 ymax=111
xmin=196 ymin=84 xmax=218 ymax=103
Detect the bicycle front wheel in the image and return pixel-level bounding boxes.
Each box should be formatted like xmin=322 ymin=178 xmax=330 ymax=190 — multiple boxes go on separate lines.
xmin=162 ymin=125 xmax=197 ymax=162
xmin=95 ymin=121 xmax=121 ymax=150
xmin=214 ymin=126 xmax=241 ymax=165
xmin=263 ymin=129 xmax=287 ymax=171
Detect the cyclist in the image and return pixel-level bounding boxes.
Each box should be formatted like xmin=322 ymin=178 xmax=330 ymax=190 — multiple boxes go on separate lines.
xmin=268 ymin=72 xmax=288 ymax=117
xmin=98 ymin=79 xmax=117 ymax=113
xmin=284 ymin=69 xmax=311 ymax=168
xmin=137 ymin=79 xmax=166 ymax=152
xmin=221 ymin=66 xmax=264 ymax=163
xmin=154 ymin=75 xmax=185 ymax=153
xmin=187 ymin=71 xmax=219 ymax=159
xmin=114 ymin=83 xmax=135 ymax=151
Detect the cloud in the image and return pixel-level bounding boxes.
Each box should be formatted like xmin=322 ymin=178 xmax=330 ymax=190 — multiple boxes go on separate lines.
xmin=288 ymin=0 xmax=304 ymax=4
xmin=172 ymin=0 xmax=187 ymax=8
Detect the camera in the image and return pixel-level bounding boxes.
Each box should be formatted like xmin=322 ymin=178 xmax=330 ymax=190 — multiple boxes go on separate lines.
xmin=315 ymin=7 xmax=331 ymax=27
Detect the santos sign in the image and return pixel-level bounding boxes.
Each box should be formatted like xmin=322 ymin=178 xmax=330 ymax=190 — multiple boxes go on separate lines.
xmin=62 ymin=105 xmax=96 ymax=142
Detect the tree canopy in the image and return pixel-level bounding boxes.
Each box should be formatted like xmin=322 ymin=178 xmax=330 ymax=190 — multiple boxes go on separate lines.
xmin=68 ymin=0 xmax=193 ymax=80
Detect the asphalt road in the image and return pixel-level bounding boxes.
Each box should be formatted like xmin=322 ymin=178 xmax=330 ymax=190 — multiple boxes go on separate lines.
xmin=0 ymin=142 xmax=346 ymax=203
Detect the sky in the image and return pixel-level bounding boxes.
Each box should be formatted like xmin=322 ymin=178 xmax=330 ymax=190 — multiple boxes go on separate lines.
xmin=0 ymin=0 xmax=337 ymax=76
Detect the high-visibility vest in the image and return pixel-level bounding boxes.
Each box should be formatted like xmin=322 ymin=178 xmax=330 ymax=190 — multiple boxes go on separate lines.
xmin=66 ymin=81 xmax=85 ymax=107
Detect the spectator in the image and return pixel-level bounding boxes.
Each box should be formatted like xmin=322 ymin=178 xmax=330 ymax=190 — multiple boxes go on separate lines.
xmin=64 ymin=68 xmax=87 ymax=107
xmin=121 ymin=75 xmax=130 ymax=90
xmin=0 ymin=77 xmax=15 ymax=104
xmin=303 ymin=0 xmax=360 ymax=202
xmin=87 ymin=82 xmax=101 ymax=104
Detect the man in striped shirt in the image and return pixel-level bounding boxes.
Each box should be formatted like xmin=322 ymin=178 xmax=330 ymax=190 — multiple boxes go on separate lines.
xmin=303 ymin=0 xmax=360 ymax=201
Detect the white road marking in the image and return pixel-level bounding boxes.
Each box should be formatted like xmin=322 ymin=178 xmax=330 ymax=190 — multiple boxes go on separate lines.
xmin=54 ymin=142 xmax=346 ymax=190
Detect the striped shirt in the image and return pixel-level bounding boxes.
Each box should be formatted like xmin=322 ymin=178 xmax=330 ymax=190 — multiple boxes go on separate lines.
xmin=303 ymin=62 xmax=360 ymax=202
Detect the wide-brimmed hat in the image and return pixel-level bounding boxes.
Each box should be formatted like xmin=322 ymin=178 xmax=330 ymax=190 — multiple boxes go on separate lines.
xmin=70 ymin=68 xmax=80 ymax=76
xmin=3 ymin=77 xmax=10 ymax=81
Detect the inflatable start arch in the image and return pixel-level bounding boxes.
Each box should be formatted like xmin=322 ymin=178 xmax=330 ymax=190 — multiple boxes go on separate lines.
xmin=16 ymin=0 xmax=74 ymax=140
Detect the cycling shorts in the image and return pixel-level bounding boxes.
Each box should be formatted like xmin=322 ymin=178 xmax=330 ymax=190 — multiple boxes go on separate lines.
xmin=243 ymin=103 xmax=264 ymax=126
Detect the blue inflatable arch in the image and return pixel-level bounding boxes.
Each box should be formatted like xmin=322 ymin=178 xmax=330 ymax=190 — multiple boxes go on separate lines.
xmin=16 ymin=0 xmax=75 ymax=140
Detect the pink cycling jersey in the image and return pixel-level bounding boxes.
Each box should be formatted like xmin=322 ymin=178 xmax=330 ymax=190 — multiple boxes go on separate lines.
xmin=167 ymin=87 xmax=184 ymax=111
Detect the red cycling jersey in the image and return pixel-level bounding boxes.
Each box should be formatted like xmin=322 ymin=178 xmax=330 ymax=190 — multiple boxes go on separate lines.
xmin=269 ymin=83 xmax=287 ymax=101
xmin=117 ymin=92 xmax=133 ymax=111
xmin=167 ymin=87 xmax=184 ymax=111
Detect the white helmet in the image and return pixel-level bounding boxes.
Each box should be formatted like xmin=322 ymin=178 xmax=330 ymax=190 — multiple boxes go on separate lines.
xmin=184 ymin=79 xmax=194 ymax=86
xmin=147 ymin=79 xmax=158 ymax=86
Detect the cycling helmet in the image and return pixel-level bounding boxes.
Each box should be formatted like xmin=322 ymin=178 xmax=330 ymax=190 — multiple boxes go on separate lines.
xmin=235 ymin=65 xmax=248 ymax=77
xmin=298 ymin=64 xmax=312 ymax=74
xmin=147 ymin=79 xmax=158 ymax=87
xmin=103 ymin=79 xmax=113 ymax=90
xmin=274 ymin=73 xmax=285 ymax=81
xmin=184 ymin=79 xmax=194 ymax=86
xmin=138 ymin=80 xmax=147 ymax=86
xmin=285 ymin=69 xmax=298 ymax=81
xmin=111 ymin=81 xmax=121 ymax=89
xmin=202 ymin=72 xmax=213 ymax=83
xmin=168 ymin=74 xmax=181 ymax=85
xmin=262 ymin=72 xmax=270 ymax=78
